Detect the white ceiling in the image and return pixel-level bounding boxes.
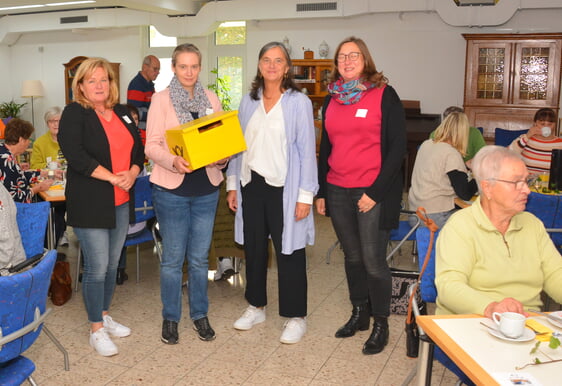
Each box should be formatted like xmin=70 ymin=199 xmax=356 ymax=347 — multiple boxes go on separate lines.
xmin=0 ymin=0 xmax=214 ymax=17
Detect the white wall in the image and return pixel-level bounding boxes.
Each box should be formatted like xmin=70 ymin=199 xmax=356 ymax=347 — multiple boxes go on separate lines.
xmin=244 ymin=8 xmax=562 ymax=116
xmin=5 ymin=27 xmax=143 ymax=136
xmin=2 ymin=7 xmax=562 ymax=137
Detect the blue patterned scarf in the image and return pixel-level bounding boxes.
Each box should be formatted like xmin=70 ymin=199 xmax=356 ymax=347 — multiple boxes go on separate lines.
xmin=328 ymin=77 xmax=375 ymax=105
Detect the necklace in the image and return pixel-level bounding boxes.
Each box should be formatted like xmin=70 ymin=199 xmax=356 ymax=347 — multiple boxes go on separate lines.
xmin=95 ymin=107 xmax=110 ymax=115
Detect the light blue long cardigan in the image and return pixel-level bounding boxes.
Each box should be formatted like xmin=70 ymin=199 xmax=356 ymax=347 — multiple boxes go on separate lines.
xmin=227 ymin=89 xmax=319 ymax=255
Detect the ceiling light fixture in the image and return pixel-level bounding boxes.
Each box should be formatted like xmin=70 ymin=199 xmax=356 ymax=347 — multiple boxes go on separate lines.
xmin=0 ymin=5 xmax=45 ymax=11
xmin=47 ymin=1 xmax=96 ymax=6
xmin=0 ymin=1 xmax=96 ymax=12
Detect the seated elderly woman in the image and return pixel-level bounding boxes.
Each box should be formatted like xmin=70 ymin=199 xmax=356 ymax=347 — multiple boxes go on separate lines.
xmin=0 ymin=118 xmax=55 ymax=203
xmin=436 ymin=145 xmax=562 ymax=318
xmin=509 ymin=107 xmax=562 ymax=174
xmin=408 ymin=111 xmax=478 ymax=228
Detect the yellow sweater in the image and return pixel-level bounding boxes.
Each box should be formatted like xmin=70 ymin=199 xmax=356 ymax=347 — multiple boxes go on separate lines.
xmin=435 ymin=197 xmax=562 ymax=315
xmin=30 ymin=132 xmax=63 ymax=169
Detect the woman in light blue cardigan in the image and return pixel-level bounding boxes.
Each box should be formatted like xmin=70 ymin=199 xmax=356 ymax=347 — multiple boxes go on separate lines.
xmin=226 ymin=41 xmax=318 ymax=344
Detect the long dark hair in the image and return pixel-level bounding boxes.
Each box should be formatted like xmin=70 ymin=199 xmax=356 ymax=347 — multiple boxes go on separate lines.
xmin=249 ymin=41 xmax=300 ymax=101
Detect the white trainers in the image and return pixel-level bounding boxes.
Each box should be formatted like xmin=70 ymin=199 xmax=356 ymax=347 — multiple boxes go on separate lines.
xmin=280 ymin=317 xmax=307 ymax=344
xmin=214 ymin=257 xmax=235 ymax=281
xmin=233 ymin=305 xmax=266 ymax=330
xmin=90 ymin=328 xmax=118 ymax=356
xmin=103 ymin=315 xmax=131 ymax=338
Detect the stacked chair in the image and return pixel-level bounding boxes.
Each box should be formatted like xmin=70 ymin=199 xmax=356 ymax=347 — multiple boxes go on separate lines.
xmin=0 ymin=249 xmax=57 ymax=385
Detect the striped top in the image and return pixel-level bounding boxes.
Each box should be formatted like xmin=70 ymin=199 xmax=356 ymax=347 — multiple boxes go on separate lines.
xmin=509 ymin=134 xmax=562 ymax=173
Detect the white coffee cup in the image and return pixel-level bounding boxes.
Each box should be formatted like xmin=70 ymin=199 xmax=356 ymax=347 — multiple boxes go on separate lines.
xmin=541 ymin=126 xmax=552 ymax=137
xmin=492 ymin=312 xmax=526 ymax=338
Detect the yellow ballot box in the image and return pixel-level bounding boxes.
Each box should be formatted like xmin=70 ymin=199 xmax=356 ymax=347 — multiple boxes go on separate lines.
xmin=165 ymin=110 xmax=246 ymax=170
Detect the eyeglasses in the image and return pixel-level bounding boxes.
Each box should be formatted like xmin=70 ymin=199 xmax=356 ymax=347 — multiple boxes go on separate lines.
xmin=337 ymin=52 xmax=361 ymax=62
xmin=489 ymin=178 xmax=532 ymax=191
xmin=48 ymin=119 xmax=60 ymax=124
xmin=260 ymin=58 xmax=285 ymax=66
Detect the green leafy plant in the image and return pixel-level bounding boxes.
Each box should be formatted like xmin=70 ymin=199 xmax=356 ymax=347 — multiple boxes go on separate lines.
xmin=520 ymin=335 xmax=562 ymax=369
xmin=0 ymin=100 xmax=27 ymax=118
xmin=208 ymin=68 xmax=232 ymax=111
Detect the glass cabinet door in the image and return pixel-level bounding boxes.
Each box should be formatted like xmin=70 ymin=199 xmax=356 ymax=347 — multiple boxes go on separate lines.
xmin=465 ymin=41 xmax=512 ymax=106
xmin=512 ymin=40 xmax=561 ymax=107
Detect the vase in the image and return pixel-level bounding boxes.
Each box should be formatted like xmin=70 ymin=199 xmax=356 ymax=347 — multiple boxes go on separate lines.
xmin=319 ymin=40 xmax=329 ymax=59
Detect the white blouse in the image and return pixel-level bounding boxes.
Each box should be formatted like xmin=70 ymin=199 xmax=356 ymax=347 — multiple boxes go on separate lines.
xmin=240 ymin=95 xmax=287 ymax=188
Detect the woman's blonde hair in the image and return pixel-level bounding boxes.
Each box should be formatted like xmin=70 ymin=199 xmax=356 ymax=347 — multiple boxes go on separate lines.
xmin=433 ymin=112 xmax=470 ymax=156
xmin=71 ymin=57 xmax=119 ymax=109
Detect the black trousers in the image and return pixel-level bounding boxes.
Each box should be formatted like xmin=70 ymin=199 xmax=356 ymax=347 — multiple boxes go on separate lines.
xmin=327 ymin=183 xmax=391 ymax=317
xmin=241 ymin=171 xmax=307 ymax=317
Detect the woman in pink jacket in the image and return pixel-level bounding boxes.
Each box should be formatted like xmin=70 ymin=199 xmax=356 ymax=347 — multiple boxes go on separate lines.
xmin=145 ymin=43 xmax=226 ymax=345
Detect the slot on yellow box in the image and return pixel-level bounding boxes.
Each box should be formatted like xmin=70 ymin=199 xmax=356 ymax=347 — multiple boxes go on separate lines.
xmin=165 ymin=111 xmax=246 ymax=170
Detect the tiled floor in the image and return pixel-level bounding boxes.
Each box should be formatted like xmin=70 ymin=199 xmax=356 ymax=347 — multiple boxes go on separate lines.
xmin=28 ymin=214 xmax=459 ymax=385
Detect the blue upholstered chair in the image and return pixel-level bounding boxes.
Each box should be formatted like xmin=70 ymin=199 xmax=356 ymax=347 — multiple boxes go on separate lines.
xmin=15 ymin=201 xmax=50 ymax=258
xmin=123 ymin=175 xmax=161 ymax=282
xmin=386 ymin=210 xmax=421 ymax=263
xmin=494 ymin=127 xmax=528 ymax=147
xmin=404 ymin=227 xmax=473 ymax=386
xmin=14 ymin=201 xmax=70 ymax=371
xmin=0 ymin=249 xmax=57 ymax=385
xmin=526 ymin=191 xmax=562 ymax=252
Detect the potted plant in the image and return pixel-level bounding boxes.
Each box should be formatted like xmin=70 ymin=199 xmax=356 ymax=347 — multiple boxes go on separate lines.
xmin=0 ymin=100 xmax=27 ymax=119
xmin=208 ymin=68 xmax=232 ymax=111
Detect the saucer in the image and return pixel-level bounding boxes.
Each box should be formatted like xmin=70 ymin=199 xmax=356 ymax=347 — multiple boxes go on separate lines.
xmin=545 ymin=311 xmax=562 ymax=329
xmin=487 ymin=327 xmax=535 ymax=342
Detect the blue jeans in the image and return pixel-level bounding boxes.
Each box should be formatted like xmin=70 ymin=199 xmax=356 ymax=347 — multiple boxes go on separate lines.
xmin=152 ymin=186 xmax=219 ymax=322
xmin=327 ymin=183 xmax=391 ymax=317
xmin=74 ymin=202 xmax=129 ymax=323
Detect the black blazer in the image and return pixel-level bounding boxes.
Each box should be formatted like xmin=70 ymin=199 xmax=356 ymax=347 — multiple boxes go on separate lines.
xmin=58 ymin=102 xmax=145 ymax=228
xmin=317 ymin=85 xmax=407 ymax=229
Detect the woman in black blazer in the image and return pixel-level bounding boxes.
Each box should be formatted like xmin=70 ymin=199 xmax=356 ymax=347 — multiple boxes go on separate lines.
xmin=58 ymin=57 xmax=144 ymax=357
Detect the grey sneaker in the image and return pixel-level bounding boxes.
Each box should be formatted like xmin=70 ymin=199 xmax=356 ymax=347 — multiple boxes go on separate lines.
xmin=161 ymin=320 xmax=178 ymax=344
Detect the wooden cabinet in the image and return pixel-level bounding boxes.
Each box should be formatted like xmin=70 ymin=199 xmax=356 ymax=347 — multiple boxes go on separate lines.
xmin=63 ymin=56 xmax=120 ymax=105
xmin=292 ymin=59 xmax=333 ymax=151
xmin=463 ymin=33 xmax=562 ymax=140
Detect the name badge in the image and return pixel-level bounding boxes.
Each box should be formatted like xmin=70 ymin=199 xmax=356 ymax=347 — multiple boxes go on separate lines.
xmin=122 ymin=115 xmax=132 ymax=124
xmin=355 ymin=109 xmax=368 ymax=118
xmin=205 ymin=108 xmax=214 ymax=116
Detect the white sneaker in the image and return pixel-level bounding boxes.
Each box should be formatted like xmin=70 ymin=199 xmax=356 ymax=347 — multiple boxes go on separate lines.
xmin=59 ymin=231 xmax=69 ymax=246
xmin=280 ymin=317 xmax=307 ymax=344
xmin=90 ymin=328 xmax=118 ymax=356
xmin=103 ymin=315 xmax=131 ymax=337
xmin=233 ymin=305 xmax=266 ymax=330
xmin=214 ymin=257 xmax=235 ymax=281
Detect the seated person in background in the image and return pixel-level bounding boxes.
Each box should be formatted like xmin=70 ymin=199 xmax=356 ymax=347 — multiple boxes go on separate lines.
xmin=0 ymin=183 xmax=25 ymax=273
xmin=30 ymin=106 xmax=68 ymax=247
xmin=509 ymin=107 xmax=562 ymax=173
xmin=436 ymin=145 xmax=562 ymax=318
xmin=430 ymin=105 xmax=486 ymax=167
xmin=0 ymin=118 xmax=54 ymax=203
xmin=30 ymin=107 xmax=65 ymax=169
xmin=408 ymin=112 xmax=477 ymax=228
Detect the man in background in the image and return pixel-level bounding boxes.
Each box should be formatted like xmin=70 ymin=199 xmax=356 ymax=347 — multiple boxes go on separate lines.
xmin=127 ymin=55 xmax=160 ymax=144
